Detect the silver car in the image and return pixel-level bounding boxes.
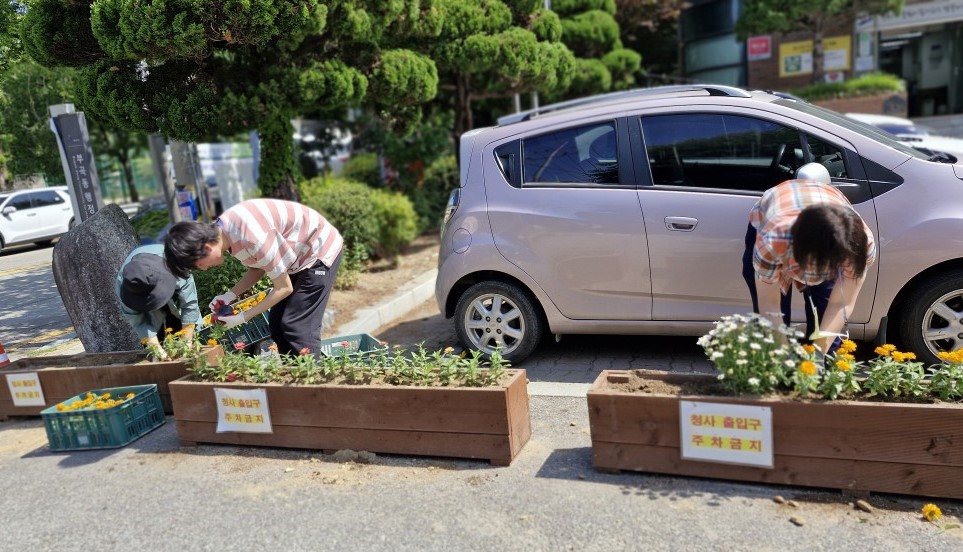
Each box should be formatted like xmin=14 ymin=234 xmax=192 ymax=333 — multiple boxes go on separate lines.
xmin=436 ymin=85 xmax=963 ymax=364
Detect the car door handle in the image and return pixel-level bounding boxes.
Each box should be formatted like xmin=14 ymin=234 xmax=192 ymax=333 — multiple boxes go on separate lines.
xmin=26 ymin=212 xmax=38 ymax=216
xmin=665 ymin=216 xmax=697 ymax=231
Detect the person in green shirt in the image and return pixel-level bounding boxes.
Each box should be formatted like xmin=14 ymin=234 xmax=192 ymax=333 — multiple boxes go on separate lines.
xmin=115 ymin=244 xmax=200 ymax=358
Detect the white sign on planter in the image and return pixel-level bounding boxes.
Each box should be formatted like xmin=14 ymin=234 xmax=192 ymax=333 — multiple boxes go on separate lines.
xmin=5 ymin=372 xmax=46 ymax=407
xmin=680 ymin=401 xmax=773 ymax=468
xmin=214 ymin=387 xmax=272 ymax=433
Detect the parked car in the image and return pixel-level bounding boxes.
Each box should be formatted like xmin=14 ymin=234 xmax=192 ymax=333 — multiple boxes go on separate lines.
xmin=0 ymin=186 xmax=74 ymax=251
xmin=437 ymin=84 xmax=963 ymax=364
xmin=845 ymin=112 xmax=963 ymax=162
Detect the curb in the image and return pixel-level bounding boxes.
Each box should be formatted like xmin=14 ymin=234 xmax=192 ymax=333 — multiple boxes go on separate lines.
xmin=335 ymin=268 xmax=438 ymax=337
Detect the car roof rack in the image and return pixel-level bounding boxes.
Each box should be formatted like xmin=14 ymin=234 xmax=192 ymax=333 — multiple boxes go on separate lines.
xmin=497 ymin=84 xmax=753 ymax=126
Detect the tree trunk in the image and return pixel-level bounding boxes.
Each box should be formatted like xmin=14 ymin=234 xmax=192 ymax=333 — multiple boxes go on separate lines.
xmin=119 ymin=149 xmax=139 ymax=203
xmin=257 ymin=117 xmax=300 ymax=202
xmin=812 ymin=24 xmax=825 ymax=85
xmin=0 ymin=140 xmax=7 ymax=191
xmin=452 ymin=75 xmax=473 ymax=159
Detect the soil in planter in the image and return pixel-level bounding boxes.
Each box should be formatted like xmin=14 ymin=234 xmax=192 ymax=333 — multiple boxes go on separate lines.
xmin=606 ymin=371 xmax=728 ymax=396
xmin=602 ymin=370 xmax=961 ymax=406
xmin=185 ymin=370 xmax=515 ymax=388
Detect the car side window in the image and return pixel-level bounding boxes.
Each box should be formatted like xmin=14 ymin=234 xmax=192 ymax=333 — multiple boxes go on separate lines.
xmin=640 ymin=113 xmax=803 ymax=192
xmin=9 ymin=193 xmax=33 ymax=211
xmin=522 ymin=122 xmax=619 ymax=185
xmin=31 ymin=191 xmax=65 ymax=207
xmin=805 ymin=134 xmax=849 ymax=179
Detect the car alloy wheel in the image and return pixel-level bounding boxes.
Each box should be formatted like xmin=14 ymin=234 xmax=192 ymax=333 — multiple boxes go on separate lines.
xmin=455 ymin=281 xmax=543 ymax=363
xmin=899 ymin=271 xmax=963 ymax=364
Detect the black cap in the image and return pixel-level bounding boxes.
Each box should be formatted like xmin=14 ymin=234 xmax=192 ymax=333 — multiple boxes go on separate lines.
xmin=119 ymin=254 xmax=176 ymax=313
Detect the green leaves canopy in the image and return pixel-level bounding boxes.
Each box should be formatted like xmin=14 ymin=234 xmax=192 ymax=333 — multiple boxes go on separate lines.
xmin=21 ymin=0 xmax=443 ymax=198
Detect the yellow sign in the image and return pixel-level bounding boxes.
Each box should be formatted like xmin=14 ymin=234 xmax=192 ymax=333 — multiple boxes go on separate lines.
xmin=5 ymin=372 xmax=46 ymax=407
xmin=680 ymin=401 xmax=773 ymax=467
xmin=779 ymin=36 xmax=851 ymax=77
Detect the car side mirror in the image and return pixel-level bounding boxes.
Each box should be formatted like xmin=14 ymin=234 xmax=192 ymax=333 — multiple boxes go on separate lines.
xmin=1 ymin=206 xmax=15 ymax=215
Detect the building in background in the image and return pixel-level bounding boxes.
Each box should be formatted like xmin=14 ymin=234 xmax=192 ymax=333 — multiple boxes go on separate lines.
xmin=680 ymin=0 xmax=963 ymax=117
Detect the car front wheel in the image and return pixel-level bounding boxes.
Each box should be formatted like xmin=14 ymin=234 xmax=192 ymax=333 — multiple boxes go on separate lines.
xmin=455 ymin=281 xmax=543 ymax=363
xmin=898 ymin=271 xmax=963 ymax=364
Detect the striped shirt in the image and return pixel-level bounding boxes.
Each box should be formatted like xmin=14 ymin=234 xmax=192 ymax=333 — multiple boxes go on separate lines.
xmin=749 ymin=180 xmax=876 ymax=294
xmin=217 ymin=199 xmax=343 ymax=280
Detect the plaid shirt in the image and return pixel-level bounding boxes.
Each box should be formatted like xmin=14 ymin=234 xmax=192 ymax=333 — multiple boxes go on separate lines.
xmin=749 ymin=180 xmax=876 ymax=294
xmin=218 ymin=199 xmax=343 ymax=280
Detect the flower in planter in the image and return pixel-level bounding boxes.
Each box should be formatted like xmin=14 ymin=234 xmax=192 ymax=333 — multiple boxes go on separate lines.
xmin=145 ymin=329 xmax=206 ymax=362
xmin=698 ymin=313 xmax=804 ymax=395
xmin=863 ymin=344 xmax=928 ymax=399
xmin=187 ymin=343 xmax=511 ymax=388
xmin=930 ymin=350 xmax=963 ymax=401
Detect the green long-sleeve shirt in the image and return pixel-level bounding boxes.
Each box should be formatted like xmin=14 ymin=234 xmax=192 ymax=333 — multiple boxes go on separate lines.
xmin=115 ymin=244 xmax=200 ymax=339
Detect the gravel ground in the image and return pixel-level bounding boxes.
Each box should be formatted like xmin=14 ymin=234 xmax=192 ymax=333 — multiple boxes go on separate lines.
xmin=0 ymin=396 xmax=959 ymax=551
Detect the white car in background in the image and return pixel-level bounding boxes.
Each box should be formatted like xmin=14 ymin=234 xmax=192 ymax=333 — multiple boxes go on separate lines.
xmin=0 ymin=186 xmax=75 ymax=251
xmin=845 ymin=112 xmax=963 ymax=162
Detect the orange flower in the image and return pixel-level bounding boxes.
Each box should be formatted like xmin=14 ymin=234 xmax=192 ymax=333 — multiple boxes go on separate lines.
xmin=799 ymin=360 xmax=817 ymax=376
xmin=835 ymin=359 xmax=851 ymax=372
xmin=802 ymin=344 xmax=816 ymax=354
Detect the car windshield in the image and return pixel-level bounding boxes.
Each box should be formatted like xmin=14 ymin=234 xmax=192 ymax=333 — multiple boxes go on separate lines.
xmin=776 ymin=99 xmax=930 ymax=160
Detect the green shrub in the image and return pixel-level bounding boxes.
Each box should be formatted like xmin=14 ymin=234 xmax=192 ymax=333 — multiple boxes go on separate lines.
xmin=370 ymin=188 xmax=418 ymax=258
xmin=791 ymin=72 xmax=904 ymax=102
xmin=412 ymin=154 xmax=458 ymax=231
xmin=192 ymin=256 xmax=271 ymax=314
xmin=302 ymin=176 xmax=379 ymax=257
xmin=341 ymin=152 xmax=381 ymax=188
xmin=130 ymin=209 xmax=170 ymax=243
xmin=334 ymin=243 xmax=369 ymax=290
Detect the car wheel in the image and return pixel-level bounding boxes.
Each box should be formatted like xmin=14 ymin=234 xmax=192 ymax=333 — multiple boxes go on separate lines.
xmin=898 ymin=271 xmax=963 ymax=364
xmin=455 ymin=281 xmax=543 ymax=363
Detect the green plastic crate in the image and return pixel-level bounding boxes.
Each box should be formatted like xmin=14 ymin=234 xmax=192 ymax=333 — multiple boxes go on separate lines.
xmin=41 ymin=384 xmax=165 ymax=452
xmin=318 ymin=333 xmax=385 ymax=358
xmin=198 ymin=311 xmax=272 ymax=350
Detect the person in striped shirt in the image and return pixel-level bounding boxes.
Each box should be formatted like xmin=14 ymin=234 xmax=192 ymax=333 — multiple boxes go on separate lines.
xmin=164 ymin=199 xmax=343 ymax=356
xmin=741 ymin=162 xmax=876 ymax=354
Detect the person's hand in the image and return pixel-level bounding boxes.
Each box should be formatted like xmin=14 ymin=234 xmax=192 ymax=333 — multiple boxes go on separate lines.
xmin=218 ymin=312 xmax=246 ymax=329
xmin=209 ymin=291 xmax=237 ymax=312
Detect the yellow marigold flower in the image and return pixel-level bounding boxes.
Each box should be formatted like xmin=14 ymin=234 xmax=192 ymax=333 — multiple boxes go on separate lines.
xmin=140 ymin=337 xmax=149 ymax=345
xmin=839 ymin=339 xmax=858 ymax=353
xmin=938 ymin=351 xmax=953 ymax=361
xmin=125 ymin=393 xmax=135 ymax=399
xmin=882 ymin=343 xmax=897 ymax=351
xmin=799 ymin=360 xmax=817 ymax=376
xmin=836 ymin=352 xmax=855 ymax=361
xmin=174 ymin=330 xmax=185 ymax=337
xmin=166 ymin=327 xmax=174 ymax=333
xmin=874 ymin=346 xmax=891 ymax=357
xmin=903 ymin=351 xmax=916 ymax=360
xmin=207 ymin=339 xmax=218 ymax=346
xmin=444 ymin=346 xmax=455 ymax=354
xmin=802 ymin=344 xmax=816 ymax=354
xmin=922 ymin=503 xmax=942 ymax=522
xmin=835 ymin=360 xmax=851 ymax=372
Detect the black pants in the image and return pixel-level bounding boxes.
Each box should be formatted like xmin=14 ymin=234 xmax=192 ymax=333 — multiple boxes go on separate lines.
xmin=269 ymin=253 xmax=342 ymax=356
xmin=742 ymin=224 xmax=841 ymax=353
xmin=163 ymin=306 xmax=183 ymax=334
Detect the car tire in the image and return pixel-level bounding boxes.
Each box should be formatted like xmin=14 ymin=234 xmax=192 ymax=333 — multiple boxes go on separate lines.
xmin=897 ymin=270 xmax=963 ymax=364
xmin=455 ymin=281 xmax=543 ymax=363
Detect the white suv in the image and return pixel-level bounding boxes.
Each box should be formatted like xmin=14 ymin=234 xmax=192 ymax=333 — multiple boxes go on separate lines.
xmin=0 ymin=186 xmax=75 ymax=251
xmin=437 ymin=85 xmax=963 ymax=364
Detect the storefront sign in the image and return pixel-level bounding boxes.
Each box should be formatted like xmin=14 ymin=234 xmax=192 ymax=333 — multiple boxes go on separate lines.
xmin=680 ymin=401 xmax=774 ymax=468
xmin=747 ymin=36 xmax=772 ymax=61
xmin=857 ymin=0 xmax=963 ymax=32
xmin=215 ymin=387 xmax=273 ymax=433
xmin=6 ymin=373 xmax=46 ymax=407
xmin=779 ymin=40 xmax=813 ymax=76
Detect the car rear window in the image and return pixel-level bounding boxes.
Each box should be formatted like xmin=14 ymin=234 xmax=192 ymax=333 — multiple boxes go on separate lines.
xmin=521 ymin=122 xmax=619 ymax=185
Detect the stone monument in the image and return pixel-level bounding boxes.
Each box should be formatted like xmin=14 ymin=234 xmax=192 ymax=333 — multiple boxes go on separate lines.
xmin=52 ymin=204 xmax=141 ymax=352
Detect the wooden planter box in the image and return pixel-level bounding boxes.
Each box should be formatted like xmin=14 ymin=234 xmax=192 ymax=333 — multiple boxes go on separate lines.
xmin=0 ymin=347 xmax=220 ymax=419
xmin=587 ymin=370 xmax=963 ymax=500
xmin=169 ymin=369 xmax=532 ymax=466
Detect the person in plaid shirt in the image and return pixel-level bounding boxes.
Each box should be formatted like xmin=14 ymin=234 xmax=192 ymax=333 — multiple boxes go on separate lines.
xmin=164 ymin=199 xmax=343 ymax=356
xmin=741 ymin=163 xmax=876 ymax=354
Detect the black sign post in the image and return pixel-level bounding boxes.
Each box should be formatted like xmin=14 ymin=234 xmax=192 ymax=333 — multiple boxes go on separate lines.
xmin=50 ymin=103 xmax=103 ymax=223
